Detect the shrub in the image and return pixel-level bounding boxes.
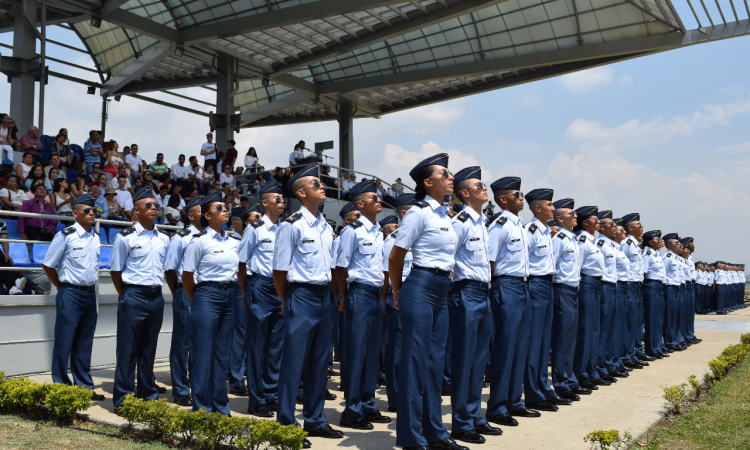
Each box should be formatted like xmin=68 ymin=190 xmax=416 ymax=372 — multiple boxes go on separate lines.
xmin=707 ymin=343 xmax=750 ymax=379
xmin=584 ymin=429 xmax=633 ymax=450
xmin=0 ymin=371 xmax=92 ymax=422
xmin=740 ymin=333 xmax=750 ymax=345
xmin=46 ymin=383 xmax=93 ymax=421
xmin=662 ymin=383 xmax=688 ymax=415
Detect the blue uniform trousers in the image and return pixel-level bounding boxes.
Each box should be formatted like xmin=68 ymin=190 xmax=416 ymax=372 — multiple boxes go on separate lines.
xmin=596 ymin=281 xmax=617 ymax=376
xmin=448 ymin=279 xmax=492 ymax=432
xmin=675 ymin=284 xmax=687 ymax=345
xmin=330 ymin=286 xmax=340 ymax=365
xmin=663 ymin=285 xmax=680 ymax=348
xmin=573 ymin=275 xmax=601 ymax=382
xmin=685 ymin=282 xmax=696 ymax=340
xmin=614 ymin=282 xmax=629 ymax=366
xmin=246 ymin=275 xmax=286 ymax=409
xmin=487 ymin=275 xmax=531 ymax=416
xmin=633 ymin=282 xmax=645 ymax=359
xmin=191 ymin=282 xmax=235 ymax=415
xmin=52 ymin=283 xmax=98 ymax=389
xmin=169 ymin=285 xmax=192 ymax=397
xmin=277 ymin=283 xmax=332 ymax=431
xmin=338 ymin=304 xmax=347 ymax=387
xmin=384 ymin=291 xmax=401 ymax=408
xmin=228 ymin=282 xmax=247 ymax=388
xmin=551 ymin=283 xmax=579 ymax=394
xmin=623 ymin=283 xmax=638 ymax=363
xmin=396 ymin=268 xmax=451 ymax=448
xmin=342 ymin=283 xmax=383 ymax=422
xmin=113 ymin=285 xmax=164 ymax=407
xmin=379 ymin=305 xmax=388 ymax=380
xmin=642 ymin=280 xmax=664 ymax=355
xmin=442 ymin=328 xmax=452 ymax=394
xmin=524 ymin=275 xmax=556 ymax=403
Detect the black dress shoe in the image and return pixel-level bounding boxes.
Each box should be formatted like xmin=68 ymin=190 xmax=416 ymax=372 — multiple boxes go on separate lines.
xmin=247 ymin=405 xmax=274 ymax=417
xmin=664 ymin=347 xmax=675 ymax=353
xmin=303 ymin=438 xmax=312 ymax=448
xmin=266 ymin=399 xmax=278 ymax=411
xmin=559 ymin=391 xmax=581 ymax=401
xmin=649 ymin=353 xmax=663 ymax=359
xmin=297 ymin=395 xmax=304 ymax=405
xmin=625 ymin=362 xmax=643 ymax=369
xmin=547 ymin=396 xmax=573 ymax=405
xmin=475 ymin=422 xmax=503 ymax=435
xmin=637 ymin=361 xmax=650 ymax=367
xmin=230 ymin=386 xmax=248 ymax=396
xmin=308 ymin=424 xmax=344 ymax=439
xmin=640 ymin=355 xmax=657 ymax=362
xmin=91 ymin=391 xmax=105 ymax=401
xmin=327 ymin=367 xmax=340 ymax=376
xmin=579 ymin=381 xmax=599 ymax=390
xmin=591 ymin=378 xmax=612 ymax=386
xmin=486 ymin=413 xmax=518 ymax=426
xmin=388 ymin=405 xmax=398 ymax=412
xmin=325 ymin=390 xmax=337 ymax=401
xmin=376 ymin=378 xmax=386 ymax=387
xmin=339 ymin=417 xmax=373 ymax=430
xmin=113 ymin=406 xmax=122 ymax=417
xmin=692 ymin=338 xmax=702 ymax=344
xmin=403 ymin=447 xmax=429 ymax=450
xmin=364 ymin=411 xmax=392 ymax=423
xmin=450 ymin=430 xmax=485 ymax=444
xmin=174 ymin=395 xmax=192 ymax=406
xmin=601 ymin=375 xmax=617 ymax=383
xmin=572 ymin=386 xmax=592 ymax=395
xmin=612 ymin=370 xmax=629 ymax=378
xmin=509 ymin=407 xmax=542 ymax=418
xmin=155 ymin=384 xmax=167 ymax=394
xmin=429 ymin=437 xmax=469 ymax=450
xmin=483 ymin=381 xmax=490 ymax=388
xmin=527 ymin=400 xmax=558 ymax=412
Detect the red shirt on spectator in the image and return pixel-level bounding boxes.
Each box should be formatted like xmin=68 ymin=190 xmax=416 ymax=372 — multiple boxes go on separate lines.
xmin=223 ymin=147 xmax=237 ymax=170
xmin=18 ymin=198 xmax=57 ymax=234
xmin=20 ymin=134 xmax=43 ymax=155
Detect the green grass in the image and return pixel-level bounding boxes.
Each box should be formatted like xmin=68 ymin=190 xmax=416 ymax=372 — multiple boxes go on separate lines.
xmin=642 ymin=355 xmax=750 ymax=450
xmin=0 ymin=414 xmax=171 ymax=450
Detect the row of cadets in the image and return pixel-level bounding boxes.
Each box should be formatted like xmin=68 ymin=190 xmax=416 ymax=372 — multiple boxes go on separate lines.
xmin=695 ymin=262 xmax=714 ymax=314
xmin=334 ymin=180 xmax=390 ymax=429
xmin=662 ymin=233 xmax=687 ymax=351
xmin=591 ymin=210 xmax=620 ymax=384
xmin=611 ymin=217 xmax=633 ymax=373
xmin=272 ymin=165 xmax=342 ymax=449
xmin=381 ymin=193 xmax=416 ymax=413
xmin=164 ymin=194 xmax=205 ymax=407
xmin=680 ymin=237 xmax=698 ymax=344
xmin=334 ymin=201 xmax=361 ymax=392
xmin=239 ymin=182 xmax=286 ymax=417
xmin=641 ymin=230 xmax=667 ymax=358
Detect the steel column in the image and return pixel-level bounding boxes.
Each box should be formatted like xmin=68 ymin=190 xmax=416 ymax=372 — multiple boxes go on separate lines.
xmin=338 ymin=102 xmax=354 ymax=174
xmin=215 ymin=55 xmax=236 ymax=149
xmin=10 ymin=0 xmax=38 ymax=159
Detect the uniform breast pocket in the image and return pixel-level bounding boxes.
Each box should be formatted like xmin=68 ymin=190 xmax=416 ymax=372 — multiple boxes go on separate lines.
xmin=260 ymin=240 xmax=274 ymax=252
xmin=130 ymin=247 xmax=149 ymax=260
xmin=70 ymin=250 xmax=87 ymax=260
xmin=466 ymin=238 xmax=486 ymax=265
xmin=507 ymin=238 xmax=523 ymax=260
xmin=534 ymin=244 xmax=550 ymax=258
xmin=358 ymin=241 xmax=376 ymax=264
xmin=562 ymin=250 xmax=576 ymax=261
xmin=298 ymin=240 xmax=320 ymax=268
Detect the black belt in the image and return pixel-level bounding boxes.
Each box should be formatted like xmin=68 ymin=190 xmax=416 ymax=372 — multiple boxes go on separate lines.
xmin=617 ymin=281 xmax=630 ymax=286
xmin=251 ymin=274 xmax=274 ymax=284
xmin=124 ymin=284 xmax=162 ymax=294
xmin=492 ymin=275 xmax=527 ymax=282
xmin=61 ymin=282 xmax=95 ymax=292
xmin=581 ymin=273 xmax=603 ymax=281
xmin=412 ymin=265 xmax=453 ymax=279
xmin=289 ymin=282 xmax=329 ymax=293
xmin=454 ymin=279 xmax=491 ymax=290
xmin=644 ymin=279 xmax=663 ymax=284
xmin=349 ymin=282 xmax=382 ymax=294
xmin=528 ymin=274 xmax=554 ymax=281
xmin=197 ymin=280 xmax=234 ymax=290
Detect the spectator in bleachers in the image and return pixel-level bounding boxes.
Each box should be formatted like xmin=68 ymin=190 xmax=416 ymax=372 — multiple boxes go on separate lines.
xmin=244 ymin=146 xmax=258 ymax=178
xmin=211 ymin=179 xmax=221 ymax=191
xmin=89 ymin=183 xmax=104 ymax=209
xmin=141 ymin=170 xmax=157 ymax=191
xmin=47 ymin=167 xmax=61 ymax=192
xmin=201 ymin=132 xmax=218 ymax=172
xmin=133 ymin=177 xmax=143 ymax=191
xmin=58 ymin=128 xmax=69 ymax=146
xmin=25 ymin=179 xmax=48 ymax=202
xmin=108 ymin=166 xmax=133 ymax=194
xmin=156 ymin=172 xmax=172 ymax=192
xmin=96 ymin=173 xmax=109 ymax=193
xmin=187 ymin=156 xmax=204 ymax=193
xmin=0 ymin=114 xmax=15 ymax=161
xmin=114 ymin=175 xmax=133 ymax=211
xmin=19 ymin=183 xmax=57 ymax=242
xmin=24 ymin=164 xmax=45 ymax=191
xmin=289 ymin=141 xmax=304 ymax=166
xmin=103 ymin=187 xmax=127 ymax=222
xmin=67 ymin=160 xmax=85 ymax=185
xmin=125 ymin=144 xmax=144 ymax=183
xmin=0 ymin=175 xmax=25 ymax=212
xmin=219 ymin=164 xmax=235 ymax=186
xmin=50 ymin=178 xmax=74 ymax=216
xmin=164 ymin=194 xmax=183 ymax=228
xmin=172 ymin=154 xmax=190 ymax=187
xmin=103 ymin=141 xmax=123 ymax=177
xmin=239 ymin=196 xmax=249 ymax=208
xmin=343 ymin=173 xmax=357 ymax=192
xmin=83 ymin=130 xmax=102 ymax=175
xmin=223 ymin=193 xmax=234 ymax=209
xmin=223 ymin=139 xmax=238 ymax=172
xmin=149 ymin=153 xmax=168 ymax=176
xmin=70 ymin=172 xmax=89 ymax=197
xmin=0 ymin=219 xmax=29 ymax=295
xmin=168 ymin=185 xmax=186 ymax=210
xmin=220 ymin=182 xmax=231 ymax=196
xmin=45 ymin=154 xmax=67 ymax=179
xmin=87 ymin=162 xmax=101 ymax=184
xmin=21 ymin=126 xmax=49 ymax=166
xmin=156 ymin=184 xmax=169 ymax=208
xmin=203 ymin=164 xmax=215 ymax=186
xmin=15 ymin=153 xmax=33 ymax=186
xmin=50 ymin=133 xmax=72 ymax=169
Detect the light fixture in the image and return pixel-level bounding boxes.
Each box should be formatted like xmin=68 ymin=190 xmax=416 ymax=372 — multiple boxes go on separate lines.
xmin=114 ymin=95 xmax=121 ymax=102
xmin=90 ymin=16 xmax=102 ymax=28
xmin=87 ymin=86 xmax=96 ymax=95
xmin=174 ymin=45 xmax=184 ymax=57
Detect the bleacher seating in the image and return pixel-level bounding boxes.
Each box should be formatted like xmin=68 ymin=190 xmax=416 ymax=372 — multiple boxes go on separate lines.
xmin=99 ymin=232 xmax=108 ymax=245
xmin=9 ymin=243 xmax=35 ymax=267
xmin=56 ymin=223 xmax=66 ymax=234
xmin=41 ymin=135 xmax=54 ymax=151
xmin=4 ymin=220 xmax=19 ymax=239
xmin=108 ymin=228 xmax=120 ymax=245
xmin=99 ymin=247 xmax=112 ymax=268
xmin=31 ymin=244 xmax=49 ymax=264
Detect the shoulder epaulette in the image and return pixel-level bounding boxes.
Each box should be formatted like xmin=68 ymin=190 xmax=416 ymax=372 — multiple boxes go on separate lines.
xmin=578 ymin=235 xmax=586 ymax=243
xmin=496 ymin=216 xmax=508 ymax=226
xmin=456 ymin=211 xmax=469 ymax=223
xmin=557 ymin=232 xmax=567 ymax=239
xmin=414 ymin=201 xmax=429 ymax=208
xmin=250 ymin=219 xmax=264 ymax=228
xmin=231 ymin=235 xmax=241 ymax=240
xmin=178 ymin=229 xmax=191 ymax=237
xmin=528 ymin=223 xmax=538 ymax=234
xmin=597 ymin=239 xmax=604 ymax=246
xmin=626 ymin=239 xmax=633 ymax=245
xmin=350 ymin=220 xmax=363 ymax=229
xmin=194 ymin=230 xmax=207 ymax=237
xmin=120 ymin=226 xmax=135 ymax=236
xmin=94 ymin=230 xmax=99 ymax=235
xmin=646 ymin=249 xmax=652 ymax=255
xmin=284 ymin=212 xmax=303 ymax=223
xmin=159 ymin=228 xmax=170 ymax=236
xmin=666 ymin=253 xmax=672 ymax=258
xmin=390 ymin=230 xmax=398 ymax=238
xmin=62 ymin=226 xmax=75 ymax=235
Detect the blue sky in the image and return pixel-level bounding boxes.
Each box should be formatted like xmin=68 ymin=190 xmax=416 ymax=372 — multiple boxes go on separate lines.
xmin=1 ymin=23 xmax=749 ymax=271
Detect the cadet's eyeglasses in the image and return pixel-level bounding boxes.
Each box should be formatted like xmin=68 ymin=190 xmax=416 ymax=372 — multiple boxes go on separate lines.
xmin=214 ymin=204 xmax=227 ymax=212
xmin=498 ymin=191 xmax=523 ymax=199
xmin=365 ymin=194 xmax=381 ymax=202
xmin=427 ymin=169 xmax=452 ymax=181
xmin=78 ymin=207 xmax=94 ymax=215
xmin=560 ymin=211 xmax=577 ymax=218
xmin=141 ymin=202 xmax=157 ymax=210
xmin=302 ymin=180 xmax=326 ymax=191
xmin=267 ymin=196 xmax=285 ymax=204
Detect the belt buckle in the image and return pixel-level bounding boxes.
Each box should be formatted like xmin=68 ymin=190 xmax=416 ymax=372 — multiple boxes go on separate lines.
xmin=446 ymin=271 xmax=453 ymax=279
xmin=150 ymin=286 xmax=159 ymax=293
xmin=223 ymin=281 xmax=233 ymax=289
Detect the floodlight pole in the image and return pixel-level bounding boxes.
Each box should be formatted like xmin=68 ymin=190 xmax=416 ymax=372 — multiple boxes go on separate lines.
xmin=38 ymin=0 xmax=46 ymax=135
xmin=9 ymin=0 xmax=38 ymax=157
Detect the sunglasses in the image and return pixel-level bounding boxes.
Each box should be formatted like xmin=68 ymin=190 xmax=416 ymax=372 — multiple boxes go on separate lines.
xmin=560 ymin=211 xmax=577 ymax=218
xmin=463 ymin=181 xmax=486 ymax=191
xmin=77 ymin=207 xmax=95 ymax=215
xmin=140 ymin=202 xmax=158 ymax=210
xmin=364 ymin=194 xmax=381 ymax=202
xmin=498 ymin=191 xmax=523 ymax=199
xmin=265 ymin=196 xmax=285 ymax=204
xmin=301 ymin=180 xmax=326 ymax=191
xmin=427 ymin=169 xmax=452 ymax=181
xmin=213 ymin=204 xmax=227 ymax=212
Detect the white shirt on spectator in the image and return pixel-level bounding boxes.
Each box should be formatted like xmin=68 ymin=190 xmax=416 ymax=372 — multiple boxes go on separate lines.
xmin=220 ymin=173 xmax=235 ymax=186
xmin=244 ymin=155 xmax=258 ymax=169
xmin=0 ymin=187 xmax=26 ymax=207
xmin=109 ymin=177 xmax=132 ymax=190
xmin=125 ymin=154 xmax=143 ymax=173
xmin=190 ymin=166 xmax=204 ymax=181
xmin=289 ymin=149 xmax=303 ymax=166
xmin=156 ymin=193 xmax=169 ymax=209
xmin=202 ymin=143 xmax=216 ymax=161
xmin=172 ymin=163 xmax=190 ymax=180
xmin=115 ymin=188 xmax=133 ymax=211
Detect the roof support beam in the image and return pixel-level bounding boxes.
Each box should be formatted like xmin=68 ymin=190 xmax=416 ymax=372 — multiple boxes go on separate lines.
xmin=239 ymin=91 xmax=309 ymax=126
xmin=114 ymin=76 xmax=219 ymax=95
xmin=106 ymin=9 xmax=180 ymax=42
xmin=99 ymin=0 xmax=130 ymax=16
xmin=101 ymin=41 xmax=172 ymax=96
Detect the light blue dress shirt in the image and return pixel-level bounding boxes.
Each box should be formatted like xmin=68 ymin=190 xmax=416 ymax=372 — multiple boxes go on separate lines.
xmin=686 ymin=255 xmax=696 ymax=281
xmin=577 ymin=230 xmax=605 ymax=277
xmin=331 ymin=237 xmax=340 ymax=270
xmin=336 ymin=216 xmax=384 ymax=287
xmin=110 ymin=222 xmax=169 ymax=286
xmin=164 ymin=224 xmax=201 ymax=283
xmin=393 ymin=195 xmax=457 ymax=272
xmin=715 ymin=269 xmax=727 ymax=285
xmin=383 ymin=231 xmax=412 ymax=283
xmin=678 ymin=256 xmax=690 ymax=284
xmin=662 ymin=252 xmax=683 ymax=286
xmin=596 ymin=235 xmax=618 ymax=283
xmin=43 ymin=222 xmax=101 ymax=286
xmin=183 ymin=227 xmax=240 ymax=283
xmin=488 ymin=210 xmax=529 ymax=278
xmin=620 ymin=235 xmax=642 ymax=282
xmin=551 ymin=228 xmax=580 ymax=287
xmin=451 ymin=205 xmax=490 ymax=283
xmin=642 ymin=248 xmax=665 ymax=282
xmin=238 ymin=214 xmax=279 ymax=278
xmin=614 ymin=242 xmax=630 ymax=281
xmin=272 ymin=206 xmax=333 ymax=285
xmin=524 ymin=217 xmax=554 ymax=277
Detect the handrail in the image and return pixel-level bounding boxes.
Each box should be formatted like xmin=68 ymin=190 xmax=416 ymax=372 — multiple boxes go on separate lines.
xmin=0 ymin=209 xmax=182 ymax=231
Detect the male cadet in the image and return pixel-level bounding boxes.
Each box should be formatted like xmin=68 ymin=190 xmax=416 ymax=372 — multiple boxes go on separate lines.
xmin=661 ymin=234 xmax=686 ymax=350
xmin=549 ymin=199 xmax=587 ymax=401
xmin=641 ymin=230 xmax=666 ymax=358
xmin=164 ymin=195 xmax=204 ymax=407
xmin=230 ymin=207 xmax=247 ymax=238
xmin=592 ymin=210 xmax=619 ymax=385
xmin=379 ymin=214 xmax=398 ymax=237
xmin=486 ymin=177 xmax=539 ymax=427
xmin=336 ymin=180 xmax=390 ymax=429
xmin=382 ymin=193 xmax=417 ymax=412
xmin=239 ymin=183 xmax=286 ymax=417
xmin=547 ymin=219 xmax=559 ymax=238
xmin=523 ymin=188 xmax=574 ymax=410
xmin=376 ymin=213 xmax=399 ymax=386
xmin=620 ymin=213 xmax=651 ymax=368
xmin=272 ymin=165 xmax=343 ymax=447
xmin=680 ymin=237 xmax=701 ymax=345
xmin=335 ymin=202 xmax=361 ymax=389
xmin=111 ymin=187 xmax=170 ymax=414
xmin=676 ymin=245 xmax=693 ymax=345
xmin=43 ymin=194 xmax=105 ymax=401
xmin=448 ymin=167 xmax=502 ymax=444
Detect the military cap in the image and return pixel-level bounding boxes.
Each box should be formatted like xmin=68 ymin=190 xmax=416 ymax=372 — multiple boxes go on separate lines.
xmin=202 ymin=189 xmax=224 ymax=205
xmin=547 ymin=219 xmax=558 ymax=228
xmin=663 ymin=233 xmax=680 ymax=241
xmin=453 ymin=166 xmax=481 ymax=185
xmin=622 ymin=213 xmax=640 ymax=224
xmin=231 ymin=207 xmax=246 ymax=218
xmin=643 ymin=230 xmax=662 ymax=240
xmin=326 ymin=219 xmax=337 ymax=229
xmin=680 ymin=236 xmax=694 ymax=245
xmin=491 ymin=177 xmax=521 ymax=193
xmin=349 ymin=180 xmax=378 ymax=198
xmin=133 ymin=187 xmax=156 ymax=202
xmin=553 ymin=198 xmax=575 ymax=209
xmin=395 ymin=193 xmax=417 ymax=207
xmin=339 ymin=202 xmax=359 ymax=218
xmin=287 ymin=164 xmax=319 ymax=190
xmin=409 ymin=153 xmax=449 ymax=182
xmin=378 ymin=214 xmax=398 ymax=227
xmin=597 ymin=210 xmax=613 ymax=220
xmin=259 ymin=182 xmax=282 ymax=195
xmin=613 ymin=217 xmax=623 ymax=226
xmin=526 ymin=188 xmax=554 ymax=202
xmin=575 ymin=206 xmax=598 ymax=217
xmin=74 ymin=193 xmax=96 ymax=207
xmin=248 ymin=203 xmax=263 ymax=213
xmin=186 ymin=195 xmax=205 ymax=211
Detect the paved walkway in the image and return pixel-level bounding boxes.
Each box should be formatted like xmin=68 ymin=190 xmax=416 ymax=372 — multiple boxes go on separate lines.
xmin=27 ymin=308 xmax=750 ymax=450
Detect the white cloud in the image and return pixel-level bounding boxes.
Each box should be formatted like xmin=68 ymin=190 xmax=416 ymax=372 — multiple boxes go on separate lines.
xmin=559 ymin=67 xmax=614 ymax=92
xmin=380 ymin=142 xmax=494 ymax=186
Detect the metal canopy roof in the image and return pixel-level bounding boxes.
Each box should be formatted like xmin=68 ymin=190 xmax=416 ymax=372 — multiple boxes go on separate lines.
xmin=35 ymin=0 xmax=750 ymax=126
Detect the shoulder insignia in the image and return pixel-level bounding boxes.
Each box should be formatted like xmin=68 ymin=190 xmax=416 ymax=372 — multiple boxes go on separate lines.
xmin=62 ymin=226 xmax=75 ymax=236
xmin=94 ymin=230 xmax=100 ymax=235
xmin=557 ymin=232 xmax=566 ymax=240
xmin=666 ymin=253 xmax=672 ymax=258
xmin=194 ymin=230 xmax=207 ymax=237
xmin=497 ymin=216 xmax=508 ymax=226
xmin=626 ymin=239 xmax=633 ymax=245
xmin=390 ymin=230 xmax=398 ymax=238
xmin=578 ymin=235 xmax=586 ymax=243
xmin=414 ymin=201 xmax=429 ymax=208
xmin=178 ymin=229 xmax=191 ymax=237
xmin=597 ymin=239 xmax=604 ymax=246
xmin=646 ymin=249 xmax=652 ymax=255
xmin=350 ymin=220 xmax=363 ymax=229
xmin=231 ymin=235 xmax=241 ymax=240
xmin=159 ymin=228 xmax=170 ymax=236
xmin=250 ymin=219 xmax=264 ymax=229
xmin=456 ymin=211 xmax=469 ymax=223
xmin=528 ymin=223 xmax=538 ymax=234
xmin=284 ymin=212 xmax=303 ymax=223
xmin=120 ymin=226 xmax=135 ymax=236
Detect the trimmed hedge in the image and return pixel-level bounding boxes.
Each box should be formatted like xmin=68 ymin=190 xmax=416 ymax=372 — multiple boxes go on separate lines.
xmin=118 ymin=395 xmax=307 ymax=450
xmin=0 ymin=371 xmax=93 ymax=421
xmin=707 ymin=336 xmax=750 ymax=380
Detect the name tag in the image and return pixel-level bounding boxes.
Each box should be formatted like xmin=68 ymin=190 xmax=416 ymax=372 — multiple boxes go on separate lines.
xmin=607 ymin=255 xmax=614 ymax=258
xmin=363 ymin=242 xmax=373 ymax=246
xmin=131 ymin=245 xmax=142 ymax=250
xmin=302 ymin=239 xmax=315 ymax=243
xmin=213 ymin=250 xmax=224 ymax=254
xmin=440 ymin=227 xmax=449 ymax=231
xmin=73 ymin=247 xmax=83 ymax=251
xmin=511 ymin=238 xmax=520 ymax=242
xmin=566 ymin=250 xmax=574 ymax=253
xmin=261 ymin=239 xmax=272 ymax=243
xmin=469 ymin=237 xmax=480 ymax=242
xmin=538 ymin=245 xmax=547 ymax=249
